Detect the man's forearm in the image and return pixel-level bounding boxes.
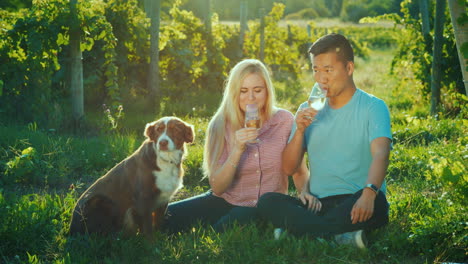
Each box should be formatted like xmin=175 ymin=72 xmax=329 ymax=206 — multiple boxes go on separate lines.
xmin=282 ymin=131 xmax=305 ymax=175
xmin=292 ymin=157 xmax=309 ymax=192
xmin=366 ymin=153 xmax=389 ymax=189
xmin=366 ymin=137 xmax=391 ymax=190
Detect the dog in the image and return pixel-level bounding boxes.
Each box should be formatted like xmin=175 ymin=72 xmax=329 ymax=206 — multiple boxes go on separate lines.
xmin=69 ymin=116 xmax=195 ymax=237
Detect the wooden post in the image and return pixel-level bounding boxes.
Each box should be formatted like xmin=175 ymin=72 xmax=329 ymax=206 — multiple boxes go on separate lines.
xmin=259 ymin=8 xmax=265 ymax=62
xmin=448 ymin=0 xmax=468 ymax=96
xmin=144 ymin=0 xmax=150 ymax=13
xmin=307 ymin=24 xmax=312 ymax=68
xmin=430 ymin=0 xmax=446 ymax=115
xmin=148 ymin=0 xmax=161 ymax=98
xmin=239 ymin=0 xmax=248 ymax=58
xmin=205 ymin=0 xmax=212 ymax=34
xmin=70 ymin=0 xmax=84 ymax=128
xmin=287 ymin=24 xmax=292 ymax=45
xmin=419 ymin=0 xmax=430 ymax=37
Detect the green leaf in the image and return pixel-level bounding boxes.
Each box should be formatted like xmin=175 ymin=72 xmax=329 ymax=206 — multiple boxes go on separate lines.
xmin=456 ymin=13 xmax=468 ymax=25
xmin=98 ymin=30 xmax=106 ymax=40
xmin=461 ymin=42 xmax=468 ymax=59
xmin=56 ymin=33 xmax=68 ymax=46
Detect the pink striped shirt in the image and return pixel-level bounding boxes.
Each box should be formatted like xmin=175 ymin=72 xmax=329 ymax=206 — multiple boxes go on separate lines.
xmin=215 ymin=109 xmax=294 ymax=207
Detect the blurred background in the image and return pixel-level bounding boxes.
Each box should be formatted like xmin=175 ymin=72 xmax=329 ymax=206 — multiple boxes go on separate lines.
xmin=1 ymin=0 xmax=465 ymax=134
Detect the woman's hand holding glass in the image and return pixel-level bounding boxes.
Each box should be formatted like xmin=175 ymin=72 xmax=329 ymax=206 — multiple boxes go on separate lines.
xmin=232 ymin=104 xmax=261 ymax=150
xmin=234 ymin=127 xmax=258 ymax=151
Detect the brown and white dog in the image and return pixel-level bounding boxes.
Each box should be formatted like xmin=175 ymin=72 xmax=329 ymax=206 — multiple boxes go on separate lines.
xmin=69 ymin=116 xmax=194 ymax=237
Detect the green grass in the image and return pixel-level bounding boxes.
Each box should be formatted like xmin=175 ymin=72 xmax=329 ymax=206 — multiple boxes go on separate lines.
xmin=1 ymin=47 xmax=467 ymax=263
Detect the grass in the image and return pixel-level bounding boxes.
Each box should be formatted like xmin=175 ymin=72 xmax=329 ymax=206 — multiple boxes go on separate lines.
xmin=0 ymin=47 xmax=467 ymax=263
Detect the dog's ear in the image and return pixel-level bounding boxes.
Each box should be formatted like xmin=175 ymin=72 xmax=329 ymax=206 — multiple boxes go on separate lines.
xmin=184 ymin=123 xmax=195 ymax=144
xmin=144 ymin=121 xmax=157 ymax=141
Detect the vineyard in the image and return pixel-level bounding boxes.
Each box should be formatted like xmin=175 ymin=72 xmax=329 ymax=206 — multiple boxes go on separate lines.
xmin=0 ymin=0 xmax=467 ymax=263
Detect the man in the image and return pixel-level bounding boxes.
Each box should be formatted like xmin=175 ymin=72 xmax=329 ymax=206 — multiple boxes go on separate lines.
xmin=257 ymin=33 xmax=392 ymax=249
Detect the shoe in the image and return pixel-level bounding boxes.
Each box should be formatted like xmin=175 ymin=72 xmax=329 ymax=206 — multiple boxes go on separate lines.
xmin=273 ymin=228 xmax=284 ymax=240
xmin=334 ymin=230 xmax=367 ymax=249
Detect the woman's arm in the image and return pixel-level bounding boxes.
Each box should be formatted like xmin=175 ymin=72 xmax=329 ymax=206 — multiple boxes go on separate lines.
xmin=209 ymin=145 xmax=243 ymax=196
xmin=208 ymin=127 xmax=258 ymax=195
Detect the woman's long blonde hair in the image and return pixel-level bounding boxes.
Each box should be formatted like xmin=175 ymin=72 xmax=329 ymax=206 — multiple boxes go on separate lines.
xmin=203 ymin=59 xmax=277 ymax=177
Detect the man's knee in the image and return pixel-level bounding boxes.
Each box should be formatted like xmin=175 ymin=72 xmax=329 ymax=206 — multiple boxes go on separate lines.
xmin=258 ymin=192 xmax=282 ymax=207
xmin=375 ymin=192 xmax=389 ymax=214
xmin=369 ymin=192 xmax=390 ymax=229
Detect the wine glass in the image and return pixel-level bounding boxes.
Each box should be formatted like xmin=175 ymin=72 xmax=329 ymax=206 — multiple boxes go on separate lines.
xmin=245 ymin=103 xmax=260 ymax=144
xmin=308 ymin=83 xmax=327 ymax=111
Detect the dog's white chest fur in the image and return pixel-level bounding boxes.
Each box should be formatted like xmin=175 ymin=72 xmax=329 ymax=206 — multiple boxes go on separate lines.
xmin=153 ymin=154 xmax=183 ymax=207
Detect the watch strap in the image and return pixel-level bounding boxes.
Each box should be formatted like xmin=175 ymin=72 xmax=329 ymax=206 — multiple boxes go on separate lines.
xmin=365 ymin=183 xmax=379 ymax=194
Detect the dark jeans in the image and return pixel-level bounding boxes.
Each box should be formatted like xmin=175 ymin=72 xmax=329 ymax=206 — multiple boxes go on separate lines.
xmin=163 ymin=191 xmax=258 ymax=234
xmin=257 ymin=190 xmax=389 ymax=237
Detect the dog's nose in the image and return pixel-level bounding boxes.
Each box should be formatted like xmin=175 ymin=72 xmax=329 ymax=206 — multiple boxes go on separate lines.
xmin=159 ymin=139 xmax=168 ymax=150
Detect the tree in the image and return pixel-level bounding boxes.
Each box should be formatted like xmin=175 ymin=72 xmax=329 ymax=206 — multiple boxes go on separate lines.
xmin=147 ymin=0 xmax=161 ymax=100
xmin=204 ymin=0 xmax=212 ymax=34
xmin=0 ymin=0 xmax=31 ymax=11
xmin=259 ymin=7 xmax=265 ymax=62
xmin=430 ymin=0 xmax=446 ymax=115
xmin=419 ymin=0 xmax=430 ymax=38
xmin=448 ymin=0 xmax=468 ymax=96
xmin=239 ymin=0 xmax=248 ymax=58
xmin=70 ymin=0 xmax=84 ymax=127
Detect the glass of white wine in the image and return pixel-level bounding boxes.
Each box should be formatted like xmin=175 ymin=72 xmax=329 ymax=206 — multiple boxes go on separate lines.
xmin=308 ymin=83 xmax=327 ymax=111
xmin=245 ymin=103 xmax=260 ymax=144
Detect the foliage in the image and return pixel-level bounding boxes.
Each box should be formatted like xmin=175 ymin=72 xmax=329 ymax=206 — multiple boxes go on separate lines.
xmin=0 ymin=0 xmax=69 ymax=125
xmin=187 ymin=0 xmax=329 ymax=20
xmin=285 ymin=4 xmax=330 ymax=20
xmin=342 ymin=2 xmax=369 ymax=23
xmin=158 ymin=2 xmax=229 ymax=101
xmin=183 ymin=0 xmax=401 ymax=21
xmin=0 ymin=0 xmax=121 ymax=128
xmin=4 ymin=146 xmax=39 ymax=184
xmin=0 ymin=124 xmax=139 ymax=188
xmin=284 ymin=8 xmax=320 ymax=20
xmin=341 ymin=0 xmax=402 ymax=22
xmin=0 ymin=0 xmax=32 ymax=11
xmin=244 ymin=3 xmax=303 ymax=82
xmin=386 ymin=0 xmax=466 ymax=115
xmin=455 ymin=0 xmax=468 ymax=71
xmin=100 ymin=104 xmax=125 ymax=134
xmin=0 ymin=191 xmax=75 ymax=260
xmin=0 ymin=0 xmax=405 ymax=131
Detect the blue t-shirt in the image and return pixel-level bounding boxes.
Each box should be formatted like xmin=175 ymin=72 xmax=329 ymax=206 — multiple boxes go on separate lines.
xmin=290 ymin=88 xmax=392 ymax=198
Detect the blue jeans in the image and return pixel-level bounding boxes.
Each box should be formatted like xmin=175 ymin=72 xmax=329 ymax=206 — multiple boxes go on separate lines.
xmin=257 ymin=190 xmax=389 ymax=237
xmin=163 ymin=191 xmax=259 ymax=234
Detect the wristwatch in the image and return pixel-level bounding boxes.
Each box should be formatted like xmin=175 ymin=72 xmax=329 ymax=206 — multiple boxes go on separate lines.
xmin=365 ymin=183 xmax=379 ymax=194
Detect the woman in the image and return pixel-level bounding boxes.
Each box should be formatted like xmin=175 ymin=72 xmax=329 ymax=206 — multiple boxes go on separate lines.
xmin=164 ymin=59 xmax=309 ymax=233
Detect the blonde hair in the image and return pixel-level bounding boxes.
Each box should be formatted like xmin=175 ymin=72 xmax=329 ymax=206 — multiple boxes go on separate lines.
xmin=203 ymin=59 xmax=277 ymax=177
